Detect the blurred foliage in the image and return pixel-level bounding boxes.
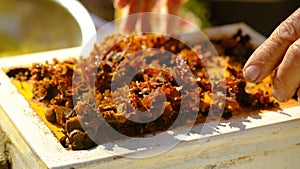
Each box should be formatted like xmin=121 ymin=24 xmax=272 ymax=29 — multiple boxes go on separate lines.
xmin=182 ymin=0 xmax=211 ymax=29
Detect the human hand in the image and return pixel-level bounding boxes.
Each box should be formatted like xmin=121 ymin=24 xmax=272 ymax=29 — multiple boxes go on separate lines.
xmin=243 ymin=8 xmax=300 ymax=102
xmin=114 ymin=0 xmax=186 ymax=34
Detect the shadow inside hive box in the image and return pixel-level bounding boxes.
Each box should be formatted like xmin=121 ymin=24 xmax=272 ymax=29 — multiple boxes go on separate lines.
xmin=89 ymin=94 xmax=297 ymax=153
xmin=197 ymin=105 xmax=286 ymax=133
xmin=98 ymin=104 xmax=291 ymax=155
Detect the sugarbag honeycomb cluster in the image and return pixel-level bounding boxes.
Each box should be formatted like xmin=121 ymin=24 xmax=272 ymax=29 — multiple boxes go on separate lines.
xmin=7 ymin=31 xmax=278 ymax=150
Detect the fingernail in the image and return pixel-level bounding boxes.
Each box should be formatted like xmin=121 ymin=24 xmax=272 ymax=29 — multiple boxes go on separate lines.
xmin=243 ymin=65 xmax=260 ymax=82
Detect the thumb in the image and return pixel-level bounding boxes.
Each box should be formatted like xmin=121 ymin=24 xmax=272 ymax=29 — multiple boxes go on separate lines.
xmin=243 ymin=8 xmax=300 ymax=83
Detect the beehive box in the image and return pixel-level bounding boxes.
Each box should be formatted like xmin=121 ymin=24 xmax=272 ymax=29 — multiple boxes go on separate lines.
xmin=1 ymin=23 xmax=300 ymax=169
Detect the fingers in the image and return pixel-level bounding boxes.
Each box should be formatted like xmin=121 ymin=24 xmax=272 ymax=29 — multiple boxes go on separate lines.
xmin=140 ymin=0 xmax=156 ymax=32
xmin=120 ymin=0 xmax=143 ymax=33
xmin=117 ymin=0 xmax=186 ymax=34
xmin=114 ymin=0 xmax=131 ymax=8
xmin=142 ymin=0 xmax=156 ymax=12
xmin=165 ymin=0 xmax=185 ymax=34
xmin=166 ymin=0 xmax=185 ymax=15
xmin=243 ymin=8 xmax=300 ymax=83
xmin=272 ymin=38 xmax=300 ymax=102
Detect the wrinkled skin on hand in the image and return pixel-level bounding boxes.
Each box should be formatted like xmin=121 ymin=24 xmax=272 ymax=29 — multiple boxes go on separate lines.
xmin=243 ymin=8 xmax=300 ymax=103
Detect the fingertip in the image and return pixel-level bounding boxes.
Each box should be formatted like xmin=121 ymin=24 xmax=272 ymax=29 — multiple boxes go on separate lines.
xmin=272 ymin=75 xmax=294 ymax=103
xmin=166 ymin=0 xmax=184 ymax=15
xmin=115 ymin=0 xmax=129 ymax=8
xmin=120 ymin=13 xmax=139 ymax=34
xmin=272 ymin=88 xmax=289 ymax=103
xmin=271 ymin=38 xmax=300 ymax=103
xmin=243 ymin=65 xmax=261 ymax=83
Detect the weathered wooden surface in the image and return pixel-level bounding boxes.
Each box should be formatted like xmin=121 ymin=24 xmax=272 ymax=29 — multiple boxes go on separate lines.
xmin=0 ymin=127 xmax=10 ymax=169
